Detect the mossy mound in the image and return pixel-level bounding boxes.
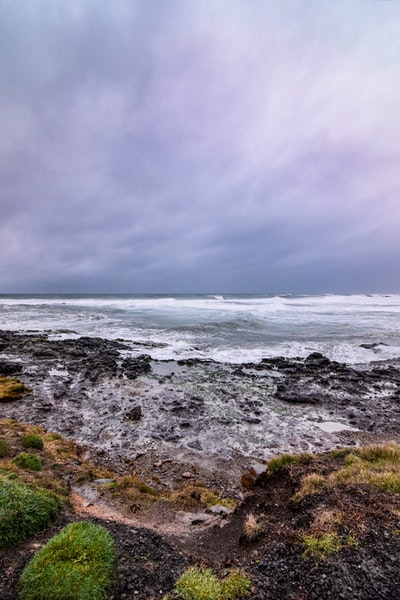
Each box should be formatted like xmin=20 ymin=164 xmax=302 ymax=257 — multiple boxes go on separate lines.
xmin=0 ymin=438 xmax=8 ymax=457
xmin=0 ymin=377 xmax=30 ymax=402
xmin=19 ymin=521 xmax=116 ymax=600
xmin=0 ymin=479 xmax=62 ymax=548
xmin=22 ymin=433 xmax=44 ymax=450
xmin=13 ymin=452 xmax=43 ymax=471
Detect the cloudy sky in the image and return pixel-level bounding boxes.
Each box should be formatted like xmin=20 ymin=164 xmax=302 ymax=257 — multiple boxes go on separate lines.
xmin=1 ymin=0 xmax=399 ymax=294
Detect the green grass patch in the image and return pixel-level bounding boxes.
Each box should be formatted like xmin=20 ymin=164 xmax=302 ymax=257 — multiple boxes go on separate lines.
xmin=167 ymin=566 xmax=251 ymax=600
xmin=292 ymin=473 xmax=329 ymax=501
xmin=19 ymin=521 xmax=116 ymax=600
xmin=13 ymin=452 xmax=43 ymax=471
xmin=292 ymin=443 xmax=400 ymax=500
xmin=302 ymin=532 xmax=343 ymax=560
xmin=356 ymin=443 xmax=400 ymax=464
xmin=44 ymin=432 xmax=62 ymax=441
xmin=267 ymin=453 xmax=298 ymax=475
xmin=0 ymin=479 xmax=62 ymax=548
xmin=22 ymin=434 xmax=44 ymax=450
xmin=333 ymin=443 xmax=400 ymax=493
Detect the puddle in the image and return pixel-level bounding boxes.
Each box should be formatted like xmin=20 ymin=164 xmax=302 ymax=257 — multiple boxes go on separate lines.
xmin=48 ymin=367 xmax=70 ymax=377
xmin=151 ymin=361 xmax=187 ymax=377
xmin=314 ymin=421 xmax=358 ymax=433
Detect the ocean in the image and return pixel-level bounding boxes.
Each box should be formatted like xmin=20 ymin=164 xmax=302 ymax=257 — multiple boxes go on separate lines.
xmin=1 ymin=293 xmax=400 ymax=365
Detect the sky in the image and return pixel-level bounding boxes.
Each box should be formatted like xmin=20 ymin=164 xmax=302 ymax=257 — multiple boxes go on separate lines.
xmin=1 ymin=0 xmax=400 ymax=295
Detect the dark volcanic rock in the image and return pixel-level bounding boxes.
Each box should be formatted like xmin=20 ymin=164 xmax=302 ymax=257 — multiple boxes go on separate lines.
xmin=305 ymin=351 xmax=332 ymax=367
xmin=1 ymin=330 xmax=400 ymax=457
xmin=0 ymin=361 xmax=23 ymax=375
xmin=121 ymin=355 xmax=151 ymax=379
xmin=276 ymin=383 xmax=322 ymax=404
xmin=125 ymin=405 xmax=142 ymax=421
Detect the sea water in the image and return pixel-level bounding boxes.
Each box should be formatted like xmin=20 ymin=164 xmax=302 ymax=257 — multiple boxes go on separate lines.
xmin=0 ymin=293 xmax=400 ymax=365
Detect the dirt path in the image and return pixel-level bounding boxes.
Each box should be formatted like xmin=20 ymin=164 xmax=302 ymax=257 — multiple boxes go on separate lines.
xmin=69 ymin=485 xmax=223 ymax=539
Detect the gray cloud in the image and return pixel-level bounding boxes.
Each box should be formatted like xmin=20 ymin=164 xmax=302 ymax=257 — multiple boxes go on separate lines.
xmin=1 ymin=0 xmax=400 ymax=293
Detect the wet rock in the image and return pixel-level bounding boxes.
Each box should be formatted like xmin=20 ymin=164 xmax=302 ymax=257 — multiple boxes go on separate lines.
xmin=94 ymin=478 xmax=116 ymax=484
xmin=0 ymin=361 xmax=22 ymax=375
xmin=275 ymin=382 xmax=321 ymax=404
xmin=244 ymin=416 xmax=262 ymax=424
xmin=305 ymin=352 xmax=332 ymax=367
xmin=175 ymin=511 xmax=213 ymax=526
xmin=1 ymin=329 xmax=400 ymax=461
xmin=360 ymin=342 xmax=387 ymax=349
xmin=241 ymin=462 xmax=268 ymax=489
xmin=121 ymin=355 xmax=151 ymax=379
xmin=125 ymin=405 xmax=142 ymax=421
xmin=206 ymin=504 xmax=232 ymax=516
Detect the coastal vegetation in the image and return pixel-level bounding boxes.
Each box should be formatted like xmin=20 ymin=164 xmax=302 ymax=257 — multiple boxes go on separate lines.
xmin=301 ymin=532 xmax=343 ymax=560
xmin=0 ymin=377 xmax=30 ymax=402
xmin=266 ymin=452 xmax=313 ymax=475
xmin=22 ymin=433 xmax=44 ymax=450
xmin=242 ymin=513 xmax=264 ymax=542
xmin=19 ymin=521 xmax=116 ymax=600
xmin=0 ymin=479 xmax=61 ymax=548
xmin=13 ymin=452 xmax=43 ymax=471
xmin=293 ymin=442 xmax=400 ymax=500
xmin=165 ymin=566 xmax=251 ymax=600
xmin=1 ymin=417 xmax=400 ymax=598
xmin=0 ymin=438 xmax=8 ymax=457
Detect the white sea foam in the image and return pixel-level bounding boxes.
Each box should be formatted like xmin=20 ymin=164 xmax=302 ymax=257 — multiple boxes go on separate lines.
xmin=1 ymin=294 xmax=400 ymax=365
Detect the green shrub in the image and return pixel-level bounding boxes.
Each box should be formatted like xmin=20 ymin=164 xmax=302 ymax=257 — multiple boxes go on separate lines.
xmin=0 ymin=438 xmax=8 ymax=457
xmin=170 ymin=566 xmax=251 ymax=600
xmin=0 ymin=479 xmax=62 ymax=548
xmin=13 ymin=452 xmax=43 ymax=471
xmin=19 ymin=521 xmax=116 ymax=600
xmin=22 ymin=434 xmax=44 ymax=450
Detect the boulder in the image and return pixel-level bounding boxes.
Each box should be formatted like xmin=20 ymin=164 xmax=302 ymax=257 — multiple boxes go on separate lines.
xmin=125 ymin=405 xmax=142 ymax=421
xmin=241 ymin=462 xmax=268 ymax=490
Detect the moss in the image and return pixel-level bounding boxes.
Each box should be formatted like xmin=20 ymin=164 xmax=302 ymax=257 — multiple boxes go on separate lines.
xmin=110 ymin=475 xmax=159 ymax=497
xmin=19 ymin=521 xmax=116 ymax=600
xmin=22 ymin=434 xmax=44 ymax=451
xmin=0 ymin=438 xmax=8 ymax=458
xmin=0 ymin=479 xmax=62 ymax=548
xmin=168 ymin=567 xmax=251 ymax=600
xmin=302 ymin=532 xmax=343 ymax=560
xmin=198 ymin=489 xmax=236 ymax=511
xmin=0 ymin=377 xmax=30 ymax=402
xmin=44 ymin=432 xmax=62 ymax=441
xmin=13 ymin=452 xmax=43 ymax=471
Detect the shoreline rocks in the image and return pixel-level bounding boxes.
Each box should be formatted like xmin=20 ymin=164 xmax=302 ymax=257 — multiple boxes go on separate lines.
xmin=0 ymin=330 xmax=399 ymax=464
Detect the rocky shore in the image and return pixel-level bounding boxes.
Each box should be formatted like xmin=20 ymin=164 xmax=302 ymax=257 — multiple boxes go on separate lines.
xmin=2 ymin=330 xmax=400 ymax=599
xmin=1 ymin=330 xmax=400 ymax=467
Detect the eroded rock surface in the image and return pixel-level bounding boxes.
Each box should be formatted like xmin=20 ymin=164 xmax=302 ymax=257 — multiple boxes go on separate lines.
xmin=1 ymin=331 xmax=400 ymax=462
